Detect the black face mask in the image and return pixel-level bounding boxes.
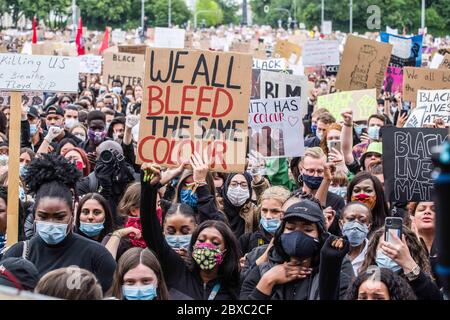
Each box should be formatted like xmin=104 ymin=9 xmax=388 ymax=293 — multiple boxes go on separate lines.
xmin=280 ymin=231 xmax=320 ymax=259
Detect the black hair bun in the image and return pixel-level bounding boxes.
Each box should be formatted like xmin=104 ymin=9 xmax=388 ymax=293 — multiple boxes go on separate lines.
xmin=24 ymin=153 xmax=82 ymax=194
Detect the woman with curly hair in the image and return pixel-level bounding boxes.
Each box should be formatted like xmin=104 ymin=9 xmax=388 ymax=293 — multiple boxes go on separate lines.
xmin=346 ymin=267 xmax=417 ymax=300
xmin=359 ymin=227 xmax=442 ymax=300
xmin=0 ymin=153 xmax=116 ymax=293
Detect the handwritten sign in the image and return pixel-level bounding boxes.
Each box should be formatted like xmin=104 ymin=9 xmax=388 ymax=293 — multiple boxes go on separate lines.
xmin=154 ymin=28 xmax=185 ymax=49
xmin=0 ymin=54 xmax=79 ymax=92
xmin=382 ymin=127 xmax=447 ymax=202
xmin=404 ymin=90 xmax=450 ymax=127
xmin=335 ymin=35 xmax=392 ymax=93
xmin=384 ymin=66 xmax=403 ymax=94
xmin=402 ymin=67 xmax=450 ymax=103
xmin=273 ymin=40 xmax=302 ymax=65
xmin=317 ymin=89 xmax=377 ymax=121
xmin=251 ymin=69 xmax=261 ymax=99
xmin=79 ymin=55 xmax=102 ymax=74
xmin=248 ymin=97 xmax=304 ymax=158
xmin=302 ymin=40 xmax=340 ymax=66
xmin=380 ymin=33 xmax=423 ymax=67
xmin=439 ymin=54 xmax=450 ymax=70
xmin=102 ymin=52 xmax=145 ymax=87
xmin=252 ymin=58 xmax=286 ymax=71
xmin=138 ymin=48 xmax=252 ymax=172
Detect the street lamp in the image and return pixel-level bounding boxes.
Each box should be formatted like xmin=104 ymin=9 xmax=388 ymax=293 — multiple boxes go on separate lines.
xmin=168 ymin=0 xmax=172 ymax=27
xmin=321 ymin=0 xmax=324 ymax=27
xmin=421 ymin=0 xmax=426 ymax=30
xmin=141 ymin=0 xmax=145 ymax=42
xmin=349 ymin=0 xmax=353 ymax=34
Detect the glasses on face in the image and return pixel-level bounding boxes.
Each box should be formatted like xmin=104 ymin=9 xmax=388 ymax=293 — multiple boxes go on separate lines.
xmin=303 ymin=168 xmax=324 ymax=176
xmin=229 ymin=181 xmax=248 ymax=189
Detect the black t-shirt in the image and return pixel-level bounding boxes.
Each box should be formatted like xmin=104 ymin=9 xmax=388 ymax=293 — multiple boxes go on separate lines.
xmin=1 ymin=232 xmax=116 ymax=293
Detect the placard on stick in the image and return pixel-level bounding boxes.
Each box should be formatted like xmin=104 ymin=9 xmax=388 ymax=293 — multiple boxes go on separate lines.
xmin=404 ymin=90 xmax=450 ymax=127
xmin=273 ymin=40 xmax=302 ymax=65
xmin=248 ymin=97 xmax=304 ymax=158
xmin=102 ymin=52 xmax=145 ymax=87
xmin=382 ymin=127 xmax=447 ymax=202
xmin=0 ymin=53 xmax=79 ymax=246
xmin=317 ymin=89 xmax=377 ymax=121
xmin=402 ymin=67 xmax=450 ymax=103
xmin=138 ymin=48 xmax=252 ymax=173
xmin=335 ymin=35 xmax=392 ymax=93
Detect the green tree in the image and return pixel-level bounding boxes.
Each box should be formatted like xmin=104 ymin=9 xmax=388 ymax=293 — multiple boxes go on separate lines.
xmin=77 ymin=0 xmax=132 ymax=29
xmin=147 ymin=0 xmax=191 ymax=27
xmin=217 ymin=0 xmax=240 ymax=25
xmin=195 ymin=0 xmax=223 ymax=27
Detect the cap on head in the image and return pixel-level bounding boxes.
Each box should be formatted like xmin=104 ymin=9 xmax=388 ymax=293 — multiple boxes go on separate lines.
xmin=283 ymin=199 xmax=325 ymax=232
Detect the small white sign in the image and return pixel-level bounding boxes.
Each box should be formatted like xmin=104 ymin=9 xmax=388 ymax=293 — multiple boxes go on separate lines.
xmin=302 ymin=40 xmax=340 ymax=66
xmin=0 ymin=54 xmax=79 ymax=92
xmin=154 ymin=27 xmax=185 ymax=49
xmin=79 ymin=55 xmax=102 ymax=74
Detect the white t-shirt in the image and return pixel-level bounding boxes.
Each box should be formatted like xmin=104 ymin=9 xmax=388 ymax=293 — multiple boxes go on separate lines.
xmin=350 ymin=239 xmax=369 ymax=276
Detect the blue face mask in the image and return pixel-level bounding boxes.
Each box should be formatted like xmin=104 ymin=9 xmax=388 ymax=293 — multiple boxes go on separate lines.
xmin=342 ymin=220 xmax=368 ymax=247
xmin=300 ymin=174 xmax=323 ymax=190
xmin=376 ymin=251 xmax=402 ymax=273
xmin=368 ymin=126 xmax=380 ymax=140
xmin=122 ymin=284 xmax=157 ymax=300
xmin=79 ymin=222 xmax=104 ymax=237
xmin=180 ymin=189 xmax=198 ymax=209
xmin=19 ymin=186 xmax=26 ymax=202
xmin=30 ymin=123 xmax=39 ymax=136
xmin=36 ymin=221 xmax=69 ymax=245
xmin=165 ymin=234 xmax=192 ymax=249
xmin=19 ymin=164 xmax=27 ymax=178
xmin=260 ymin=216 xmax=280 ymax=234
xmin=354 ymin=124 xmax=367 ymax=138
xmin=328 ymin=186 xmax=347 ymax=198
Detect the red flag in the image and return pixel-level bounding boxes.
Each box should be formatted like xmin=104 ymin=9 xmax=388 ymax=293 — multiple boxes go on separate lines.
xmin=32 ymin=16 xmax=37 ymax=44
xmin=75 ymin=17 xmax=85 ymax=56
xmin=98 ymin=27 xmax=110 ymax=55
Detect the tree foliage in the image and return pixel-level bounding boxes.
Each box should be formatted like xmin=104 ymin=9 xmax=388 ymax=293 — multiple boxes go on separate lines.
xmin=251 ymin=0 xmax=450 ymax=35
xmin=196 ymin=0 xmax=224 ymax=27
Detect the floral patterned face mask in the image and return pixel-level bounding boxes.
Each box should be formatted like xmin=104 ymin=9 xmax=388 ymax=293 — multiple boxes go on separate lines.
xmin=192 ymin=242 xmax=224 ymax=270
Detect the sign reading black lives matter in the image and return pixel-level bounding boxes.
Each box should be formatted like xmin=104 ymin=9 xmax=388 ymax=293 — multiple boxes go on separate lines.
xmin=382 ymin=127 xmax=448 ymax=202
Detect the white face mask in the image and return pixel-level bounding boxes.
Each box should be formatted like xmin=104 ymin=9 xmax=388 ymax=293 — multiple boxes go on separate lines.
xmin=65 ymin=118 xmax=79 ymax=130
xmin=227 ymin=185 xmax=250 ymax=207
xmin=74 ymin=133 xmax=86 ymax=142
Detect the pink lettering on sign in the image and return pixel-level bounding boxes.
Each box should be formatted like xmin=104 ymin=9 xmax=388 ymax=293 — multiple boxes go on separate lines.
xmin=384 ymin=66 xmax=403 ymax=94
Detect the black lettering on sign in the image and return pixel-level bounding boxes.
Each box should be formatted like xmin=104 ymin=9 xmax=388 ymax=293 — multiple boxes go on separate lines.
xmin=382 ymin=127 xmax=448 ymax=202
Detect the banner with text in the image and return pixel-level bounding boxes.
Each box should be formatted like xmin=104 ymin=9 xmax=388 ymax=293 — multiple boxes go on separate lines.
xmin=102 ymin=52 xmax=145 ymax=87
xmin=248 ymin=97 xmax=304 ymax=158
xmin=404 ymin=90 xmax=450 ymax=127
xmin=382 ymin=127 xmax=447 ymax=202
xmin=380 ymin=32 xmax=423 ymax=67
xmin=402 ymin=67 xmax=450 ymax=103
xmin=302 ymin=40 xmax=340 ymax=67
xmin=138 ymin=48 xmax=252 ymax=172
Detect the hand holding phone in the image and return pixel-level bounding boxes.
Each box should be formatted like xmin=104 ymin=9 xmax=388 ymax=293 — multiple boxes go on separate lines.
xmin=384 ymin=217 xmax=403 ymax=243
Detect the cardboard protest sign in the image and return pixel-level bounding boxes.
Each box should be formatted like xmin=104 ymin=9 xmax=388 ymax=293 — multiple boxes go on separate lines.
xmin=0 ymin=54 xmax=79 ymax=92
xmin=273 ymin=40 xmax=302 ymax=65
xmin=79 ymin=55 xmax=102 ymax=74
xmin=439 ymin=54 xmax=450 ymax=70
xmin=102 ymin=52 xmax=145 ymax=87
xmin=302 ymin=40 xmax=340 ymax=66
xmin=384 ymin=66 xmax=403 ymax=94
xmin=138 ymin=48 xmax=252 ymax=172
xmin=154 ymin=28 xmax=185 ymax=49
xmin=380 ymin=33 xmax=423 ymax=67
xmin=317 ymin=89 xmax=377 ymax=121
xmin=253 ymin=58 xmax=286 ymax=71
xmin=260 ymin=71 xmax=308 ymax=99
xmin=335 ymin=35 xmax=392 ymax=93
xmin=118 ymin=45 xmax=147 ymax=55
xmin=251 ymin=69 xmax=261 ymax=99
xmin=404 ymin=90 xmax=450 ymax=127
xmin=248 ymin=97 xmax=304 ymax=158
xmin=382 ymin=127 xmax=447 ymax=202
xmin=402 ymin=67 xmax=450 ymax=103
